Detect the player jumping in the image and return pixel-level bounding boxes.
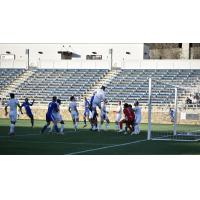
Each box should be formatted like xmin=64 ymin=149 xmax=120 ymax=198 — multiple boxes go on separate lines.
xmin=21 ymin=98 xmax=35 ymax=127
xmin=92 ymin=86 xmax=106 ymax=131
xmin=5 ymin=93 xmax=22 ymax=135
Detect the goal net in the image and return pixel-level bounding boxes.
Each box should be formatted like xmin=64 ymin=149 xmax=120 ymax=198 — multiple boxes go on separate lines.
xmin=147 ymin=78 xmax=200 ymax=142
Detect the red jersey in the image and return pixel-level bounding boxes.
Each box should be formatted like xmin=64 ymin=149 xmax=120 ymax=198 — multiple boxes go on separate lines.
xmin=123 ymin=107 xmax=134 ymax=121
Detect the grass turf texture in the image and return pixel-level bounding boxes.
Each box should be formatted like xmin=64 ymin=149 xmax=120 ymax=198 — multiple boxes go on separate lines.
xmin=0 ymin=118 xmax=200 ymax=155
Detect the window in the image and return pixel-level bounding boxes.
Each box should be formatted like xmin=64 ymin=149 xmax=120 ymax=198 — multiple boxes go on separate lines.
xmin=86 ymin=55 xmax=102 ymax=60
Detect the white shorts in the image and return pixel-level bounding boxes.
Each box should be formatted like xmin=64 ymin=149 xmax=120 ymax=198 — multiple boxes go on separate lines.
xmin=92 ymin=97 xmax=101 ymax=109
xmin=71 ymin=111 xmax=78 ymax=120
xmin=9 ymin=111 xmax=17 ymax=122
xmin=115 ymin=114 xmax=121 ymax=122
xmin=52 ymin=112 xmax=62 ymax=122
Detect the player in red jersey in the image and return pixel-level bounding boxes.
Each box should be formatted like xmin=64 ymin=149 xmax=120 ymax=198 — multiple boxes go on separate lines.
xmin=118 ymin=103 xmax=135 ymax=134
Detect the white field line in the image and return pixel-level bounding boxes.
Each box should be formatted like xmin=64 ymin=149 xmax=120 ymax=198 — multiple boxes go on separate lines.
xmin=66 ymin=139 xmax=147 ymax=155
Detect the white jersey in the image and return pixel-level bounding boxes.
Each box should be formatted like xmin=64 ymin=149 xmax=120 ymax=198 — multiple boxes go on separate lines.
xmin=115 ymin=105 xmax=122 ymax=122
xmin=116 ymin=105 xmax=122 ymax=115
xmin=92 ymin=89 xmax=106 ymax=108
xmin=95 ymin=89 xmax=105 ymax=101
xmin=133 ymin=106 xmax=141 ymax=124
xmin=69 ymin=101 xmax=77 ymax=112
xmin=7 ymin=99 xmax=19 ymax=113
xmin=52 ymin=103 xmax=63 ymax=122
xmin=69 ymin=101 xmax=78 ymax=120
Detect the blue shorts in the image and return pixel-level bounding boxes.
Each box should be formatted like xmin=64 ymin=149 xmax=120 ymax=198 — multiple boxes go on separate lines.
xmin=46 ymin=113 xmax=55 ymax=122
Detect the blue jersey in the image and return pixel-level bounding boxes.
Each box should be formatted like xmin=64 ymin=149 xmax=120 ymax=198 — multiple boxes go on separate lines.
xmin=90 ymin=95 xmax=95 ymax=105
xmin=84 ymin=99 xmax=90 ymax=111
xmin=47 ymin=101 xmax=58 ymax=116
xmin=22 ymin=102 xmax=32 ymax=116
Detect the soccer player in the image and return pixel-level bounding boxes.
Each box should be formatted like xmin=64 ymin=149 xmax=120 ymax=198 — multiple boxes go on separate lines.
xmin=5 ymin=93 xmax=22 ymax=135
xmin=49 ymin=99 xmax=65 ymax=134
xmin=98 ymin=99 xmax=110 ymax=131
xmin=88 ymin=92 xmax=96 ymax=130
xmin=132 ymin=100 xmax=141 ymax=135
xmin=21 ymin=98 xmax=35 ymax=127
xmin=169 ymin=107 xmax=175 ymax=123
xmin=41 ymin=96 xmax=59 ymax=134
xmin=83 ymin=97 xmax=90 ymax=127
xmin=68 ymin=96 xmax=79 ymax=131
xmin=92 ymin=86 xmax=106 ymax=130
xmin=113 ymin=101 xmax=122 ymax=131
xmin=118 ymin=103 xmax=134 ymax=134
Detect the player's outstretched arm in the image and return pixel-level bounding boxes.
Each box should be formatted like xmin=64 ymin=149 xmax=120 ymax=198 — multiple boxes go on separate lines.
xmin=30 ymin=99 xmax=35 ymax=106
xmin=68 ymin=107 xmax=71 ymax=113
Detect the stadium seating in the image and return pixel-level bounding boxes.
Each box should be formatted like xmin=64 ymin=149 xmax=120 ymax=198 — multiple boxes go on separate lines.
xmin=105 ymin=69 xmax=200 ymax=105
xmin=1 ymin=68 xmax=200 ymax=106
xmin=13 ymin=68 xmax=108 ymax=104
xmin=0 ymin=68 xmax=25 ymax=90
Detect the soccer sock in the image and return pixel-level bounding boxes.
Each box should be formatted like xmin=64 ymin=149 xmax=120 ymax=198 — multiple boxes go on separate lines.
xmin=54 ymin=124 xmax=59 ymax=133
xmin=50 ymin=125 xmax=54 ymax=132
xmin=10 ymin=124 xmax=15 ymax=133
xmin=125 ymin=126 xmax=127 ymax=132
xmin=105 ymin=121 xmax=109 ymax=129
xmin=41 ymin=124 xmax=49 ymax=133
xmin=84 ymin=118 xmax=86 ymax=125
xmin=115 ymin=122 xmax=118 ymax=130
xmin=61 ymin=124 xmax=64 ymax=132
xmin=31 ymin=119 xmax=34 ymax=127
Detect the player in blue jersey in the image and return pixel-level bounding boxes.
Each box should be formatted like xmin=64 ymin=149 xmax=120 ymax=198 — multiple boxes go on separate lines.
xmin=41 ymin=96 xmax=59 ymax=134
xmin=83 ymin=97 xmax=90 ymax=127
xmin=21 ymin=98 xmax=35 ymax=127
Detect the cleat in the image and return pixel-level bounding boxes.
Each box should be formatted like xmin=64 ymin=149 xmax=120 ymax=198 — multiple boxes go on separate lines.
xmin=118 ymin=129 xmax=124 ymax=133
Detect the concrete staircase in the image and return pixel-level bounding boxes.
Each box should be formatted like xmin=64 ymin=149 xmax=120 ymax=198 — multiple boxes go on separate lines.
xmin=79 ymin=69 xmax=122 ymax=102
xmin=0 ymin=69 xmax=34 ymax=99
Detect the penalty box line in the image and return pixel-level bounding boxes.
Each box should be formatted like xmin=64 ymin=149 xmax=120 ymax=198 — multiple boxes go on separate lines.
xmin=66 ymin=139 xmax=147 ymax=155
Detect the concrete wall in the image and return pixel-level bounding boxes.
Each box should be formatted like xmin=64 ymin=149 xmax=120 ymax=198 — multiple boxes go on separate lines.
xmin=1 ymin=106 xmax=200 ymax=125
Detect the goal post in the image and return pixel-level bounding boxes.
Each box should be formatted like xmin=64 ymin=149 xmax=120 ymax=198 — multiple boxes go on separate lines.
xmin=147 ymin=77 xmax=200 ymax=142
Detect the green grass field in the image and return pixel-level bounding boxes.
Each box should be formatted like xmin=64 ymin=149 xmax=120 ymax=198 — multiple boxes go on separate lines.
xmin=0 ymin=118 xmax=200 ymax=155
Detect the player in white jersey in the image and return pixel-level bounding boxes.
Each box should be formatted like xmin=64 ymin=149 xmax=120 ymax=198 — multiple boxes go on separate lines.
xmin=113 ymin=101 xmax=122 ymax=131
xmin=98 ymin=99 xmax=110 ymax=131
xmin=5 ymin=93 xmax=22 ymax=135
xmin=92 ymin=86 xmax=106 ymax=130
xmin=68 ymin=96 xmax=79 ymax=131
xmin=49 ymin=99 xmax=65 ymax=134
xmin=131 ymin=101 xmax=142 ymax=135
